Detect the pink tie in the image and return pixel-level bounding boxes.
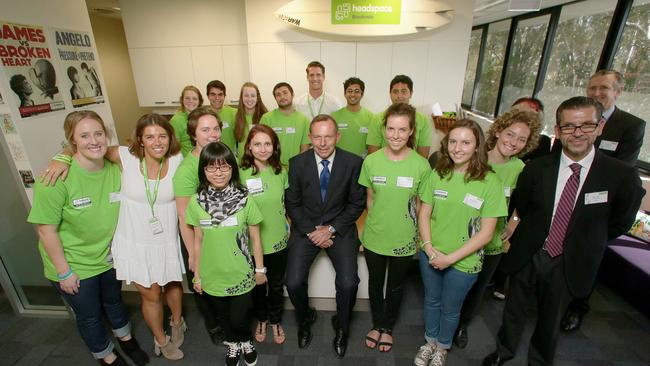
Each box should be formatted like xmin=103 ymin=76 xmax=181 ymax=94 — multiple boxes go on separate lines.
xmin=544 ymin=163 xmax=581 ymax=257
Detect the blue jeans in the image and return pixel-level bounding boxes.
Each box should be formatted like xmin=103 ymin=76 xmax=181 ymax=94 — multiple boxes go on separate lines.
xmin=418 ymin=251 xmax=477 ymax=349
xmin=52 ymin=268 xmax=131 ymax=359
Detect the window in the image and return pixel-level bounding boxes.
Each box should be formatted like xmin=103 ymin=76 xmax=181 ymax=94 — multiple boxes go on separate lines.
xmin=474 ymin=20 xmax=511 ymax=116
xmin=612 ymin=0 xmax=650 ymax=161
xmin=537 ymin=0 xmax=616 ymax=133
xmin=498 ymin=15 xmax=551 ymax=116
xmin=461 ymin=28 xmax=484 ymax=106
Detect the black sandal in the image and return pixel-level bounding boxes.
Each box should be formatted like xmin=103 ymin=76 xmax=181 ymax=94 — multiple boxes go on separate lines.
xmin=377 ymin=328 xmax=393 ymax=352
xmin=365 ymin=328 xmax=382 ymax=349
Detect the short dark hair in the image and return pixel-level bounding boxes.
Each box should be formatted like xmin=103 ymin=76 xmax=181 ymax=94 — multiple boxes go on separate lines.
xmin=197 ymin=142 xmax=245 ymax=194
xmin=206 ymin=80 xmax=226 ymax=95
xmin=556 ymin=96 xmax=604 ymax=125
xmin=187 ymin=106 xmax=222 ymax=146
xmin=310 ymin=114 xmax=338 ymax=133
xmin=512 ymin=97 xmax=544 ymax=112
xmin=9 ymin=74 xmax=27 ymax=94
xmin=129 ymin=113 xmax=181 ymax=158
xmin=343 ymin=77 xmax=365 ymax=92
xmin=306 ymin=61 xmax=325 ymax=75
xmin=390 ymin=75 xmax=413 ymax=92
xmin=383 ymin=103 xmax=416 ymax=149
xmin=67 ymin=66 xmax=78 ymax=81
xmin=273 ymin=82 xmax=294 ymax=96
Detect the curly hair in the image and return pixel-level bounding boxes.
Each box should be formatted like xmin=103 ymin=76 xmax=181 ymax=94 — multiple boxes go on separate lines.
xmin=486 ymin=109 xmax=542 ymax=157
xmin=435 ymin=119 xmax=491 ymax=183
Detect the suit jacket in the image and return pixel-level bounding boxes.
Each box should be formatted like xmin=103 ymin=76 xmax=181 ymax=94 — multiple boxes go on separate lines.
xmin=552 ymin=106 xmax=646 ymax=165
xmin=285 ymin=147 xmax=366 ymax=248
xmin=500 ymin=150 xmax=644 ymax=297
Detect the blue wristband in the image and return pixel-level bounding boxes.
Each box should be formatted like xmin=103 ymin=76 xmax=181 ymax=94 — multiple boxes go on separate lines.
xmin=57 ymin=269 xmax=74 ymax=280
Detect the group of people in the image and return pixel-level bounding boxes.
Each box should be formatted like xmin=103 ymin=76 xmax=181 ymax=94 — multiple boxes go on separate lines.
xmin=29 ymin=64 xmax=645 ymax=366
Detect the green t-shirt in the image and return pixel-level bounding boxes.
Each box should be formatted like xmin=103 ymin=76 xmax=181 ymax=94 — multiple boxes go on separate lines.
xmin=173 ymin=153 xmax=199 ymax=197
xmin=331 ymin=106 xmax=374 ymax=157
xmin=240 ymin=166 xmax=289 ymax=254
xmin=27 ymin=160 xmax=121 ymax=281
xmin=236 ymin=113 xmax=254 ymax=161
xmin=170 ymin=110 xmax=193 ymax=157
xmin=186 ymin=195 xmax=263 ymax=296
xmin=484 ymin=158 xmax=525 ymax=255
xmin=366 ymin=110 xmax=433 ymax=149
xmin=359 ymin=149 xmax=431 ymax=256
xmin=217 ymin=105 xmax=237 ymax=154
xmin=260 ymin=109 xmax=310 ymax=166
xmin=419 ymin=171 xmax=507 ymax=273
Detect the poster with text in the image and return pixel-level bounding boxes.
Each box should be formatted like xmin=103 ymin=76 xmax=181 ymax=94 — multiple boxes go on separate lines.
xmin=0 ymin=21 xmax=65 ymax=118
xmin=53 ymin=28 xmax=104 ymax=108
xmin=1 ymin=113 xmax=35 ymax=202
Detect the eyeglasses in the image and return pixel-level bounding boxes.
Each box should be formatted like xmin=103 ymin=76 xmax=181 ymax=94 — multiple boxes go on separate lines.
xmin=558 ymin=123 xmax=599 ymax=134
xmin=204 ymin=164 xmax=232 ymax=173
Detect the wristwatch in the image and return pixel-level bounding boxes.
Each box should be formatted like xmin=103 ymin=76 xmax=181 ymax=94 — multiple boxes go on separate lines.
xmin=327 ymin=225 xmax=336 ymax=234
xmin=255 ymin=267 xmax=267 ymax=274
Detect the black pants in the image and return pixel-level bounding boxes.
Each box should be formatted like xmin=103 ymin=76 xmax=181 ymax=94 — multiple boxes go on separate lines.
xmin=252 ymin=248 xmax=288 ymax=324
xmin=564 ymin=295 xmax=591 ymax=316
xmin=285 ymin=238 xmax=359 ymax=332
xmin=180 ymin=237 xmax=221 ymax=331
xmin=364 ymin=248 xmax=412 ymax=330
xmin=206 ymin=291 xmax=253 ymax=343
xmin=459 ymin=253 xmax=502 ymax=325
xmin=496 ymin=250 xmax=572 ymax=366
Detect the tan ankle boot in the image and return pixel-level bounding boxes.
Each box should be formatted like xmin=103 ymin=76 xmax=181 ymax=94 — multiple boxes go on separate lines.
xmin=170 ymin=316 xmax=187 ymax=348
xmin=154 ymin=335 xmax=184 ymax=360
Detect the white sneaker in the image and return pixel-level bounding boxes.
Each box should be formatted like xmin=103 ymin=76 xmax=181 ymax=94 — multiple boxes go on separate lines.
xmin=240 ymin=340 xmax=258 ymax=366
xmin=224 ymin=341 xmax=241 ymax=366
xmin=414 ymin=342 xmax=437 ymax=366
xmin=428 ymin=348 xmax=447 ymax=366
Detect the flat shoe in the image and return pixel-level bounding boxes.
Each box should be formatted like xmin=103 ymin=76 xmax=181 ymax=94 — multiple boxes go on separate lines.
xmin=377 ymin=330 xmax=393 ymax=352
xmin=255 ymin=321 xmax=267 ymax=343
xmin=271 ymin=323 xmax=286 ymax=344
xmin=365 ymin=328 xmax=381 ymax=349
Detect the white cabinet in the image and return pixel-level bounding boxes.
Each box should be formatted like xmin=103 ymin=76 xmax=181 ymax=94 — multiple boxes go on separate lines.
xmin=222 ymin=45 xmax=250 ymax=104
xmin=192 ymin=46 xmax=225 ymax=99
xmin=129 ymin=48 xmax=167 ymax=106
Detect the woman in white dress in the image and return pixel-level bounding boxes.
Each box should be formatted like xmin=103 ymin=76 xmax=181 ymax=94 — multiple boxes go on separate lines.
xmin=110 ymin=114 xmax=187 ymax=360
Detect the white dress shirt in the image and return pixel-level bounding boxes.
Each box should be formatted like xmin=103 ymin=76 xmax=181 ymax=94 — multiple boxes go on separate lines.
xmin=552 ymin=147 xmax=596 ymax=216
xmin=295 ymin=92 xmax=343 ymax=120
xmin=315 ymin=149 xmax=336 ymax=177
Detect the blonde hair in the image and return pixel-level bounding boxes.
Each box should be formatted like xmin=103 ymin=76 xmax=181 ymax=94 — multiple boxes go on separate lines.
xmin=63 ymin=110 xmax=109 ymax=152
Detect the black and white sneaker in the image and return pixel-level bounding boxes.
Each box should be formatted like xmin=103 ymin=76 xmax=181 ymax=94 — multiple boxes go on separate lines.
xmin=224 ymin=341 xmax=241 ymax=366
xmin=240 ymin=340 xmax=258 ymax=366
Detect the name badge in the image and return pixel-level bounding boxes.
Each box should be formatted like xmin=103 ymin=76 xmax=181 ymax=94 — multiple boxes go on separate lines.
xmin=199 ymin=219 xmax=213 ymax=227
xmin=72 ymin=197 xmax=92 ymax=209
xmin=585 ymin=191 xmax=608 ymax=205
xmin=222 ymin=122 xmax=230 ymax=129
xmin=109 ymin=192 xmax=121 ymax=203
xmin=504 ymin=186 xmax=511 ymax=198
xmin=272 ymin=127 xmax=283 ymax=133
xmin=286 ymin=127 xmax=296 ymax=134
xmin=371 ymin=176 xmax=387 ymax=185
xmin=359 ymin=127 xmax=369 ymax=134
xmin=221 ymin=216 xmax=239 ymax=227
xmin=396 ymin=176 xmax=414 ymax=188
xmin=434 ymin=190 xmax=448 ymax=199
xmin=246 ymin=178 xmax=264 ymax=195
xmin=599 ymin=140 xmax=618 ymax=151
xmin=149 ymin=217 xmax=164 ymax=235
xmin=338 ymin=123 xmax=349 ymax=129
xmin=463 ymin=193 xmax=484 ymax=210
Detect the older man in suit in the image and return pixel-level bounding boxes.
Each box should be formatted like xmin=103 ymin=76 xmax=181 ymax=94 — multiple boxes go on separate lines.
xmin=285 ymin=114 xmax=366 ymax=358
xmin=482 ymin=96 xmax=644 ymax=366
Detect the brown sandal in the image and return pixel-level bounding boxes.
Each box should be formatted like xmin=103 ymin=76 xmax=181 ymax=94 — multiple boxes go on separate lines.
xmin=255 ymin=321 xmax=267 ymax=343
xmin=271 ymin=323 xmax=286 ymax=344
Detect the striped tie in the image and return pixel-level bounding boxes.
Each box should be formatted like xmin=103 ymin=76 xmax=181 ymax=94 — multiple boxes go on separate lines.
xmin=544 ymin=163 xmax=581 ymax=257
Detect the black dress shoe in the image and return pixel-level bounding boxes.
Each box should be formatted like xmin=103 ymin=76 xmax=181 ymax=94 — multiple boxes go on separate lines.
xmin=331 ymin=316 xmax=348 ymax=358
xmin=481 ymin=351 xmax=510 ymax=366
xmin=298 ymin=308 xmax=317 ymax=349
xmin=561 ymin=309 xmax=583 ymax=332
xmin=453 ymin=323 xmax=468 ymax=349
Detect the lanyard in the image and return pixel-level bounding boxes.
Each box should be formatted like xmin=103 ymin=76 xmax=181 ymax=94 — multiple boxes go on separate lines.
xmin=307 ymin=95 xmax=324 ymax=118
xmin=143 ymin=158 xmax=164 ymax=218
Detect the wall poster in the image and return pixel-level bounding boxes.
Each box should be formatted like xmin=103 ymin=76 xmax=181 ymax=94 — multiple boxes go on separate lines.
xmin=0 ymin=21 xmax=65 ymax=118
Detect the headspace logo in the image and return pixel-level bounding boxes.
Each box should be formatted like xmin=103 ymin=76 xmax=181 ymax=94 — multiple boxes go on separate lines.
xmin=332 ymin=0 xmax=401 ymax=24
xmin=335 ymin=3 xmax=393 ymax=20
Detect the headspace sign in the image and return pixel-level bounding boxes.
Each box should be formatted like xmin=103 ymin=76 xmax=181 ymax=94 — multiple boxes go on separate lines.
xmin=332 ymin=0 xmax=402 ymax=25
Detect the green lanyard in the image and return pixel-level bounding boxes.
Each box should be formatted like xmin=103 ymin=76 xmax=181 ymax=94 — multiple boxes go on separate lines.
xmin=307 ymin=95 xmax=324 ymax=118
xmin=143 ymin=158 xmax=164 ymax=218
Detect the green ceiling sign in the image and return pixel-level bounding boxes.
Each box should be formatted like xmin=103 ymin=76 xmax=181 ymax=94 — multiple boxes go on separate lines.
xmin=332 ymin=0 xmax=402 ymax=24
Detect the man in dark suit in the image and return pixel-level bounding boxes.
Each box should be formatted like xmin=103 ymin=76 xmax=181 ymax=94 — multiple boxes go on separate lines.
xmin=285 ymin=114 xmax=366 ymax=358
xmin=482 ymin=96 xmax=644 ymax=366
xmin=560 ymin=69 xmax=647 ymax=332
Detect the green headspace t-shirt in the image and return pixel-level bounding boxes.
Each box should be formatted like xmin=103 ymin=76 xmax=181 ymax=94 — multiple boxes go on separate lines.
xmin=173 ymin=153 xmax=199 ymax=197
xmin=359 ymin=149 xmax=431 ymax=256
xmin=217 ymin=105 xmax=237 ymax=153
xmin=260 ymin=109 xmax=310 ymax=166
xmin=331 ymin=106 xmax=374 ymax=157
xmin=236 ymin=113 xmax=254 ymax=160
xmin=27 ymin=160 xmax=121 ymax=281
xmin=240 ymin=166 xmax=289 ymax=254
xmin=366 ymin=110 xmax=433 ymax=149
xmin=170 ymin=110 xmax=193 ymax=157
xmin=419 ymin=171 xmax=507 ymax=273
xmin=186 ymin=195 xmax=263 ymax=297
xmin=484 ymin=158 xmax=525 ymax=255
